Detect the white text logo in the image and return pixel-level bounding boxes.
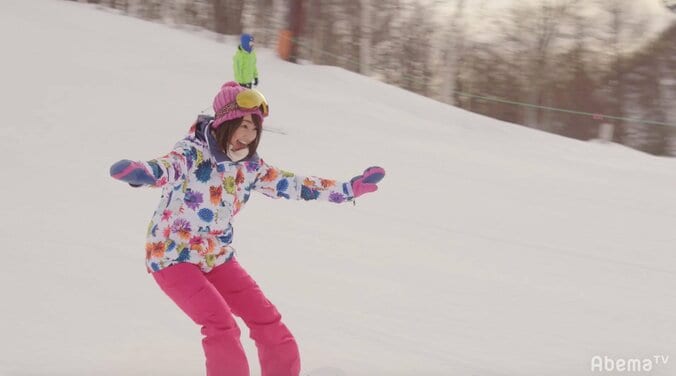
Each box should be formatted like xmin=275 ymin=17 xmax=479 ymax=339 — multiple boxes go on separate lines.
xmin=591 ymin=355 xmax=670 ymax=373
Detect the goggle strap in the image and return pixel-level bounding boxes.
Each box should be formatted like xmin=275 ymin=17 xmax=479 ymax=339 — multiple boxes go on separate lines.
xmin=214 ymin=101 xmax=240 ymax=119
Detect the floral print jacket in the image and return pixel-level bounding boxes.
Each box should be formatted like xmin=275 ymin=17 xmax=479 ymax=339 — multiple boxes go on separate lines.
xmin=141 ymin=116 xmax=354 ymax=272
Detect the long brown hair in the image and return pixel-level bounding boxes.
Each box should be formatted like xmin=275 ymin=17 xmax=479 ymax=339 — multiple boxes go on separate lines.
xmin=212 ymin=115 xmax=263 ymax=159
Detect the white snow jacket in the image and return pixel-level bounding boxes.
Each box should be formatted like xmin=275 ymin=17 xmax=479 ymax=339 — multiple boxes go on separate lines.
xmin=140 ymin=116 xmax=354 ymax=272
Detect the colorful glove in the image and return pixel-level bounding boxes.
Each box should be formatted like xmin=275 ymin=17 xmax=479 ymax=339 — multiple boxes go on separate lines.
xmin=253 ymin=77 xmax=259 ymax=87
xmin=350 ymin=166 xmax=385 ymax=198
xmin=110 ymin=159 xmax=156 ymax=187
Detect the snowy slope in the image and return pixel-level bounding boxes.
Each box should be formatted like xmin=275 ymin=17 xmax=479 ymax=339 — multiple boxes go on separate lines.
xmin=1 ymin=1 xmax=675 ymax=375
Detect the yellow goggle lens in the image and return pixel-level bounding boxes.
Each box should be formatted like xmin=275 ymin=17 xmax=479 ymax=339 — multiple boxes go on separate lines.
xmin=236 ymin=89 xmax=269 ymax=117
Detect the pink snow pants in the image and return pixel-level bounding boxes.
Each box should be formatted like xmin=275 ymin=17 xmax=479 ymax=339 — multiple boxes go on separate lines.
xmin=152 ymin=258 xmax=301 ymax=376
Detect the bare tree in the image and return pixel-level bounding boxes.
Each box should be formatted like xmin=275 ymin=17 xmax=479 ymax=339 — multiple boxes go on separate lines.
xmin=249 ymin=0 xmax=275 ymax=47
xmin=439 ymin=0 xmax=467 ymax=105
xmin=599 ymin=0 xmax=649 ymax=144
xmin=212 ymin=0 xmax=243 ymax=35
xmin=287 ymin=0 xmax=304 ymax=62
xmin=547 ymin=7 xmax=602 ymax=140
xmin=497 ymin=0 xmax=581 ymax=130
xmin=138 ymin=0 xmax=163 ymax=20
xmin=359 ymin=0 xmax=372 ymax=75
xmin=303 ymin=1 xmax=339 ymax=65
xmin=344 ymin=0 xmax=364 ymax=73
xmin=364 ymin=0 xmax=400 ymax=80
xmin=619 ymin=22 xmax=676 ymax=155
xmin=394 ymin=1 xmax=436 ymax=96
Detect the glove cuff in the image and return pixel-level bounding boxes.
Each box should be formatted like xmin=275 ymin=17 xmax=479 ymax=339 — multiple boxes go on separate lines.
xmin=344 ymin=182 xmax=355 ymax=200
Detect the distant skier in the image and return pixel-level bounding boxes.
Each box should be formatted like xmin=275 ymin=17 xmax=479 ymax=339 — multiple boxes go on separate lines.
xmin=109 ymin=81 xmax=385 ymax=376
xmin=234 ymin=33 xmax=259 ymax=88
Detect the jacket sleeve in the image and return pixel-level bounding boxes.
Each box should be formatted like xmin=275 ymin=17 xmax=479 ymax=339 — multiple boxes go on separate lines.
xmin=253 ymin=159 xmax=354 ymax=203
xmin=233 ymin=53 xmax=242 ymax=83
xmin=142 ymin=138 xmax=195 ymax=188
xmin=253 ymin=52 xmax=258 ymax=79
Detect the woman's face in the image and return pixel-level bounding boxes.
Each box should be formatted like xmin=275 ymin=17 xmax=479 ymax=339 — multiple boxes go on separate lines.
xmin=230 ymin=115 xmax=258 ymax=151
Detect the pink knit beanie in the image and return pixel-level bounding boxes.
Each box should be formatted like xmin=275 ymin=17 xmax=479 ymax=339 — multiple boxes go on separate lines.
xmin=212 ymin=81 xmax=266 ymax=129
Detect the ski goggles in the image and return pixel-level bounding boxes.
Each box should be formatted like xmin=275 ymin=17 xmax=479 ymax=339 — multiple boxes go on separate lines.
xmin=215 ymin=89 xmax=269 ymax=120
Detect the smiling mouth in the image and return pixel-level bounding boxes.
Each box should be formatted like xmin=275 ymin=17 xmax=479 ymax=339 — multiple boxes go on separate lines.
xmin=232 ymin=140 xmax=249 ymax=151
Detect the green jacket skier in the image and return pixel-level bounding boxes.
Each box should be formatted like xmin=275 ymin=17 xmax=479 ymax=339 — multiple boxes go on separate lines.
xmin=233 ymin=33 xmax=258 ymax=88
